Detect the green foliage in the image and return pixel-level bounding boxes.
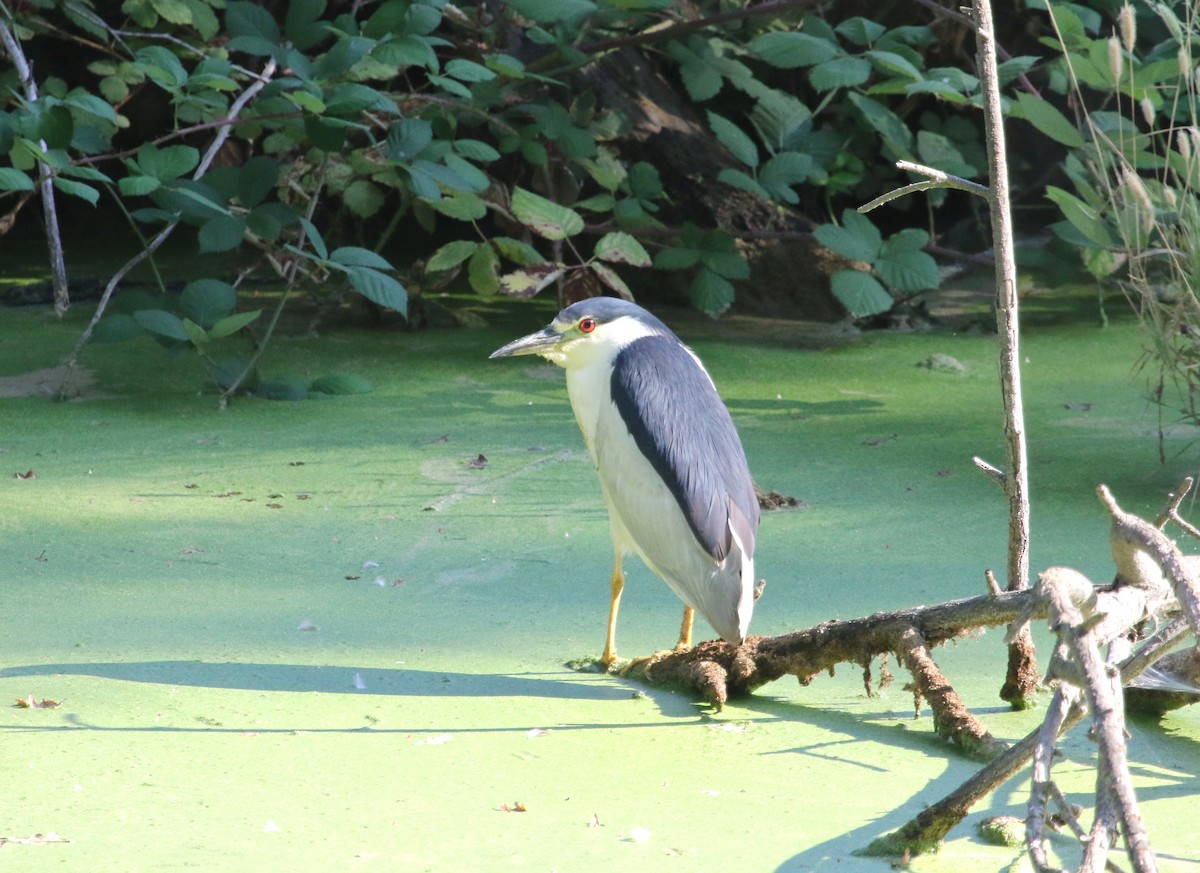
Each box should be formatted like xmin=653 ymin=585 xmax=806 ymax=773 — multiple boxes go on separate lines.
xmin=815 ymin=210 xmax=939 ymax=317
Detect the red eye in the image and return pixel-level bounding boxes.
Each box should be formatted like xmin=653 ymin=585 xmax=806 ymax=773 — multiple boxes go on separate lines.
xmin=579 ymin=317 xmax=597 ymax=333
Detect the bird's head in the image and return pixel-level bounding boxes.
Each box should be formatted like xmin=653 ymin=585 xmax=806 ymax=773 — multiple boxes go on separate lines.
xmin=489 ymin=298 xmax=672 ymax=369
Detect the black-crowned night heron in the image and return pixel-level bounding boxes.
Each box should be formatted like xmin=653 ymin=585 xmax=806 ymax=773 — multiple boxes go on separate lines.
xmin=490 ymin=298 xmax=759 ymax=666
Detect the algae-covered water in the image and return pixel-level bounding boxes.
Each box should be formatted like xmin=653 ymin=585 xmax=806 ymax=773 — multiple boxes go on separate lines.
xmin=2 ymin=285 xmax=1198 ymax=872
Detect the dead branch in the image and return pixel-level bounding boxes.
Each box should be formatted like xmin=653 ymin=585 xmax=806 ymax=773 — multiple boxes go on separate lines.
xmin=623 ymin=587 xmax=1036 ymax=756
xmin=867 ymin=482 xmax=1198 ymax=865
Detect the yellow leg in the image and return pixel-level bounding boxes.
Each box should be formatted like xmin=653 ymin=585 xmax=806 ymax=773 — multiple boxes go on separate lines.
xmin=600 ymin=554 xmax=624 ymax=668
xmin=675 ymin=605 xmax=694 ymax=652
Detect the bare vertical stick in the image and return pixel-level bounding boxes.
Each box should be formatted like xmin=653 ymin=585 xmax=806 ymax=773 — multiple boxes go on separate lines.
xmin=972 ymin=0 xmax=1036 ymax=705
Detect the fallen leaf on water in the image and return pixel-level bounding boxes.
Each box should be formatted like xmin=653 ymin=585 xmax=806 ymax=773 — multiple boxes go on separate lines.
xmin=14 ymin=470 xmax=36 ymax=479
xmin=266 ymin=503 xmax=283 ymax=509
xmin=588 ymin=813 xmax=604 ymax=828
xmin=288 ymin=461 xmax=305 ymax=466
xmin=498 ymin=801 xmax=527 ymax=812
xmin=296 ymin=620 xmax=319 ymax=632
xmin=14 ymin=696 xmax=60 ymax=709
xmin=415 ymin=734 xmax=453 ymax=746
xmin=467 ymin=454 xmax=488 ymax=469
xmin=627 ymin=826 xmax=652 ymax=843
xmin=1064 ymin=401 xmax=1092 ymax=412
xmin=0 ymin=832 xmax=68 ymax=845
xmin=526 ymin=728 xmax=549 ymax=739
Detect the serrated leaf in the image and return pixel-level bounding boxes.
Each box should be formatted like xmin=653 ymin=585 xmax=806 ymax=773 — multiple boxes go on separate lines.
xmin=749 ymin=31 xmax=837 ymax=68
xmin=492 ymin=236 xmax=543 ymax=266
xmin=346 ymin=267 xmax=408 ymax=316
xmin=198 ymin=215 xmax=246 ymax=252
xmin=119 ymin=175 xmax=160 ymax=196
xmin=505 ymin=0 xmax=597 ymax=23
xmin=830 ymin=269 xmax=893 ymax=317
xmin=210 ymin=309 xmax=262 ymax=338
xmin=593 ymin=232 xmax=651 ymax=267
xmin=137 ymin=143 xmax=199 ymax=180
xmin=654 ymin=246 xmax=701 ymax=270
xmin=510 ymin=187 xmax=584 ymax=240
xmin=445 ymin=59 xmax=496 ymax=82
xmin=688 ymin=267 xmax=735 ymax=316
xmin=134 ymin=308 xmax=190 ymax=341
xmin=453 ymin=139 xmax=501 ymax=162
xmin=181 ymin=279 xmax=237 ymax=327
xmin=343 ymin=179 xmax=384 ymax=218
xmin=589 ymin=262 xmax=633 ymax=300
xmin=0 ymin=168 xmax=35 ymax=191
xmin=759 ymin=152 xmax=812 ymax=202
xmin=847 ymin=93 xmax=913 ymax=154
xmin=717 ymin=167 xmax=770 ymax=200
xmin=235 ymin=155 xmax=278 ymax=207
xmin=331 ymin=246 xmax=393 ymax=270
xmin=499 ymin=263 xmax=562 ymax=298
xmin=865 ymin=50 xmax=923 ymax=81
xmin=814 ymin=210 xmax=883 ymax=263
xmin=52 ymin=177 xmax=99 ymax=205
xmin=707 ymin=111 xmax=758 ymax=168
xmin=428 ymin=190 xmax=487 ymax=221
xmin=309 ymin=373 xmax=375 ymax=395
xmin=810 ymin=56 xmax=873 ymax=93
xmin=876 ymin=234 xmax=939 ymax=291
xmin=468 ymin=243 xmax=501 ymax=294
xmin=427 ymin=240 xmax=480 ymax=272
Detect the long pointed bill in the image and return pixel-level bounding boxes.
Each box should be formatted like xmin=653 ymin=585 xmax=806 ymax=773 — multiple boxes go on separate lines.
xmin=489 ymin=327 xmax=563 ymax=359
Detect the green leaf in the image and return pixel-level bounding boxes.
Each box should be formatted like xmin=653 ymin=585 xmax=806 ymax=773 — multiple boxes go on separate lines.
xmin=830 ymin=269 xmax=893 ymax=317
xmin=749 ymin=31 xmax=837 ymax=68
xmin=707 ymin=112 xmax=759 ymax=168
xmin=759 ymin=152 xmax=813 ymax=203
xmin=445 ymin=59 xmax=496 ymax=82
xmin=453 ymin=139 xmax=501 ymax=162
xmin=343 ymin=179 xmax=384 ymax=218
xmin=836 ymin=17 xmax=887 ymax=45
xmin=814 ymin=210 xmax=882 ymax=263
xmin=92 ymin=313 xmax=144 ymax=343
xmin=1011 ymin=92 xmax=1084 ymax=148
xmin=428 ymin=190 xmax=487 ymax=221
xmin=135 ymin=45 xmax=189 ymax=90
xmin=310 ymin=373 xmax=375 ymax=395
xmin=847 ymin=93 xmax=913 ymax=154
xmin=226 ymin=2 xmax=280 ymax=43
xmin=181 ymin=279 xmax=238 ymax=327
xmin=181 ymin=317 xmax=209 ymax=346
xmin=254 ymin=378 xmax=310 ymax=401
xmin=52 ymin=177 xmax=99 ymax=205
xmin=510 ymin=187 xmax=584 ymax=240
xmin=119 ymin=175 xmax=160 ymax=196
xmin=916 ymin=130 xmax=977 ymax=178
xmin=331 ymin=247 xmax=393 ymax=270
xmin=865 ymin=50 xmax=923 ymax=81
xmin=877 ymin=233 xmax=939 ymax=291
xmin=688 ymin=267 xmax=735 ymax=316
xmin=198 ymin=215 xmax=247 ymax=252
xmin=0 ymin=168 xmax=35 ymax=192
xmin=134 ymin=309 xmax=190 ymax=341
xmin=388 ymin=118 xmax=434 ymax=160
xmin=235 ymin=156 xmax=279 ymax=207
xmin=594 ymin=232 xmax=651 ymax=267
xmin=654 ymin=246 xmax=701 ymax=270
xmin=151 ymin=0 xmax=192 ymax=25
xmin=505 ymin=0 xmax=597 ymax=23
xmin=492 ymin=236 xmax=543 ymax=266
xmin=346 ymin=267 xmax=408 ymax=316
xmin=717 ymin=167 xmax=770 ymax=200
xmin=137 ymin=143 xmax=199 ymax=180
xmin=468 ymin=244 xmax=501 ymax=294
xmin=1045 ymin=186 xmax=1118 ymax=247
xmin=427 ymin=240 xmax=480 ymax=272
xmin=210 ymin=309 xmax=262 ymax=338
xmin=810 ymin=56 xmax=872 ymax=92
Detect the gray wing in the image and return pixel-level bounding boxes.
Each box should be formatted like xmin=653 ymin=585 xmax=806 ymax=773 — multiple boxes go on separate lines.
xmin=609 ymin=335 xmax=759 ymax=563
